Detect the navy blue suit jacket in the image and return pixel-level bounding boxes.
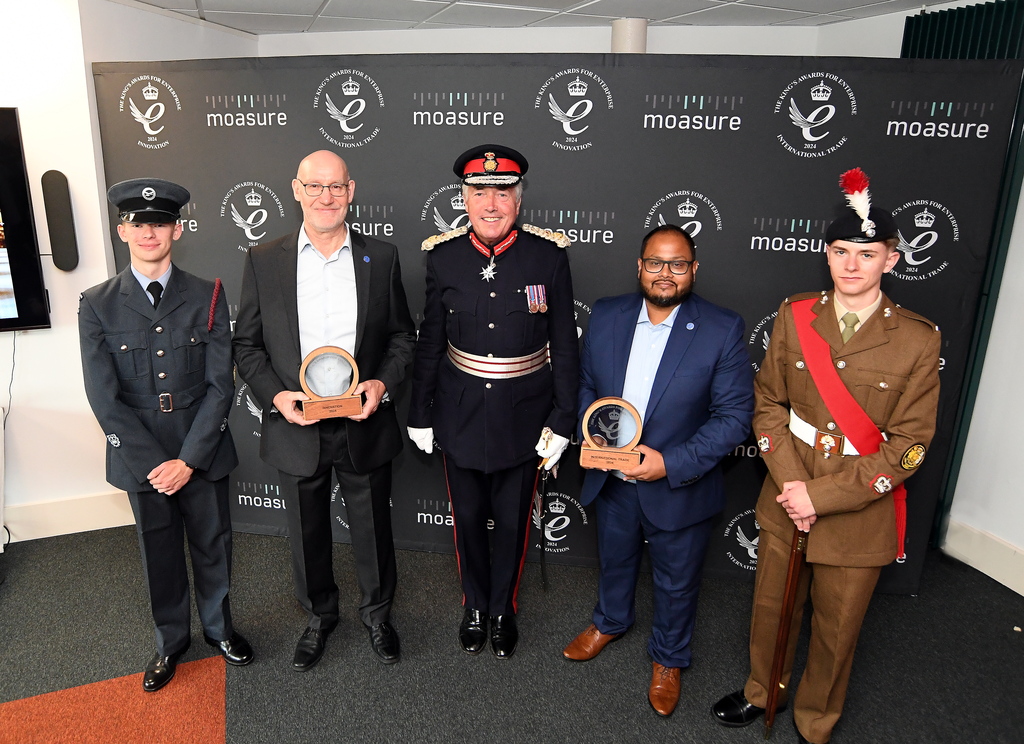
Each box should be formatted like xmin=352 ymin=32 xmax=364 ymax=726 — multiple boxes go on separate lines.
xmin=579 ymin=292 xmax=754 ymax=531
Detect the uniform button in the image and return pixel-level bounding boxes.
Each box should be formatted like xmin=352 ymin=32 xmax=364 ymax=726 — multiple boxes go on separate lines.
xmin=837 ymin=361 xmax=846 ymax=369
xmin=158 ymin=372 xmax=167 ymax=380
xmin=796 ymin=360 xmax=805 ymax=369
xmin=190 ymin=337 xmax=196 ymax=343
xmin=487 ymin=353 xmax=493 ymax=358
xmin=826 ymin=422 xmax=836 ymax=431
xmin=120 ymin=344 xmax=128 ymax=351
xmin=488 ymin=323 xmax=495 ymax=329
xmin=485 ymin=383 xmax=492 ymax=389
xmin=490 ymin=292 xmax=496 ymax=298
xmin=879 ymin=381 xmax=889 ymax=389
xmin=156 ymin=350 xmax=165 ymax=357
xmin=449 ymin=309 xmax=454 ymax=314
xmin=155 ymin=326 xmax=164 ymax=333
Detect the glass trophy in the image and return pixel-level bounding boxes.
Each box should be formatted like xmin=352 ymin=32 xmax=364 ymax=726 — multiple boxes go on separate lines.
xmin=298 ymin=346 xmax=362 ymax=420
xmin=579 ymin=397 xmax=643 ymax=469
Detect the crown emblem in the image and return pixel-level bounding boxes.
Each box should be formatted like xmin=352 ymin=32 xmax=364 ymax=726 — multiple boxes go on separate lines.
xmin=677 ymin=199 xmax=698 ymax=218
xmin=548 ymin=498 xmax=567 ymax=514
xmin=810 ymin=79 xmax=832 ymax=102
xmin=450 ymin=192 xmax=466 ymax=211
xmin=483 ymin=152 xmax=498 ymax=172
xmin=244 ymin=188 xmax=263 ymax=207
xmin=914 ymin=207 xmax=936 ymax=228
xmin=341 ymin=76 xmax=360 ymax=96
xmin=142 ymin=82 xmax=159 ymax=101
xmin=567 ymin=76 xmax=588 ymax=96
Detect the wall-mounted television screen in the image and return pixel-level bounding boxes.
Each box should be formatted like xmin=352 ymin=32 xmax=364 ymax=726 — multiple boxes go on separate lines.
xmin=0 ymin=107 xmax=50 ymax=332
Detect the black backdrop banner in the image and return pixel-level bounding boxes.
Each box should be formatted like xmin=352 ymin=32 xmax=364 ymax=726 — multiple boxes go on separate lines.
xmin=93 ymin=54 xmax=1024 ymax=594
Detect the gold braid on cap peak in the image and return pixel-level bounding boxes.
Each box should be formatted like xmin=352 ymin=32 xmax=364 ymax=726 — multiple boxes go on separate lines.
xmin=421 ymin=225 xmax=469 ymax=251
xmin=522 ymin=223 xmax=571 ymax=248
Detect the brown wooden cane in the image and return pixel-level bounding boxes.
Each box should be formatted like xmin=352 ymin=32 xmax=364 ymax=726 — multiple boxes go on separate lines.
xmin=764 ymin=527 xmax=808 ymax=739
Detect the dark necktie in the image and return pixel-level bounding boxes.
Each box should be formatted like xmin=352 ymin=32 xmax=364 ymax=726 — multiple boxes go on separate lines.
xmin=147 ymin=281 xmax=163 ymax=308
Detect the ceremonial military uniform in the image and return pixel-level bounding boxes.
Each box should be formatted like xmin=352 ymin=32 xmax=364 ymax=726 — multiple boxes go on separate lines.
xmin=409 ymin=223 xmax=579 ymax=615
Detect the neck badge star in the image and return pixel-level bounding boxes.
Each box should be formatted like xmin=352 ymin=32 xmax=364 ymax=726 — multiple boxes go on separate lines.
xmin=480 ymin=256 xmax=497 ymax=282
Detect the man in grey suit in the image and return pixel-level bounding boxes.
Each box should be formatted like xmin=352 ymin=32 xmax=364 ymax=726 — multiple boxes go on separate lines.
xmin=80 ymin=178 xmax=252 ymax=693
xmin=233 ymin=150 xmax=415 ymax=669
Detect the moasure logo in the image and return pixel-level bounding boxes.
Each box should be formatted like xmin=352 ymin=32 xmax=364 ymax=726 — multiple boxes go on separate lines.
xmin=205 ymin=92 xmax=289 ymax=130
xmin=535 ymin=68 xmax=613 ymax=152
xmin=349 ymin=203 xmax=396 ymax=240
xmin=747 ymin=309 xmax=779 ymax=373
xmin=748 ymin=216 xmax=829 ymax=255
xmin=644 ymin=190 xmax=723 ymax=238
xmin=774 ymin=73 xmax=857 ymax=158
xmin=118 ymin=75 xmax=182 ymax=150
xmin=723 ymin=509 xmax=760 ymax=571
xmin=641 ymin=93 xmax=744 ymax=133
xmin=233 ymin=382 xmax=262 ymax=439
xmin=532 ymin=490 xmax=589 ymax=555
xmin=885 ymin=100 xmax=993 ymax=141
xmin=313 ymin=69 xmax=384 ymax=148
xmin=411 ymin=91 xmax=507 ymax=128
xmin=520 ymin=207 xmax=616 ymax=246
xmin=220 ymin=181 xmax=287 ymax=252
xmin=420 ymin=183 xmax=471 ymax=234
xmin=236 ymin=481 xmax=285 ymax=510
xmin=890 ymin=199 xmax=959 ymax=281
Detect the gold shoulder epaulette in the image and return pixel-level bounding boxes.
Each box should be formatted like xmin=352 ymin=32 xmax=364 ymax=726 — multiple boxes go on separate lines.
xmin=522 ymin=223 xmax=571 ymax=248
xmin=421 ymin=225 xmax=468 ymax=251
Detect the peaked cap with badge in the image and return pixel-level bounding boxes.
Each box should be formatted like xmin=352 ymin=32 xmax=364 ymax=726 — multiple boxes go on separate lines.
xmin=108 ymin=177 xmax=189 ymax=223
xmin=453 ymin=144 xmax=529 ymax=186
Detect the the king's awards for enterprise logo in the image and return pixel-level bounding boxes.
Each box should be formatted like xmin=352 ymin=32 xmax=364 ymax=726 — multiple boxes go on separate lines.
xmin=535 ymin=68 xmax=613 ymax=152
xmin=420 ymin=183 xmax=471 ymax=234
xmin=775 ymin=73 xmax=857 ymax=158
xmin=220 ymin=182 xmax=287 ymax=253
xmin=644 ymin=190 xmax=723 ymax=239
xmin=890 ymin=200 xmax=958 ymax=282
xmin=533 ymin=491 xmax=589 ymax=556
xmin=118 ymin=76 xmax=182 ymax=150
xmin=313 ymin=69 xmax=384 ymax=148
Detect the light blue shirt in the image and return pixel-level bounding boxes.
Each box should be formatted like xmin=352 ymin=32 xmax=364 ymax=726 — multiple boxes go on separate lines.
xmin=296 ymin=225 xmax=357 ymax=394
xmin=131 ymin=264 xmax=171 ymax=306
xmin=615 ymin=301 xmax=680 ymax=477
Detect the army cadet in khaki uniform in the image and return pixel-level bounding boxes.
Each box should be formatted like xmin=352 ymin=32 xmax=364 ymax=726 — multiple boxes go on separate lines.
xmin=80 ymin=179 xmax=252 ymax=693
xmin=712 ymin=169 xmax=941 ymax=744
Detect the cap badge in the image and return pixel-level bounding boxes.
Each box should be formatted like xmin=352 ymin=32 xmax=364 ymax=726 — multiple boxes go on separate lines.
xmin=141 ymin=187 xmax=156 ymax=201
xmin=483 ymin=152 xmax=498 ymax=173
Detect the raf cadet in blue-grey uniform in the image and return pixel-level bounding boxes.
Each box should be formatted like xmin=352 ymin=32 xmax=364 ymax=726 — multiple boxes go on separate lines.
xmin=79 ymin=178 xmax=252 ymax=693
xmin=408 ymin=145 xmax=579 ymax=659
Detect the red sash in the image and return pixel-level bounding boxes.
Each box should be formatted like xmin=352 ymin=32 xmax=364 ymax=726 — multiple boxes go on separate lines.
xmin=791 ymin=298 xmax=907 ymax=561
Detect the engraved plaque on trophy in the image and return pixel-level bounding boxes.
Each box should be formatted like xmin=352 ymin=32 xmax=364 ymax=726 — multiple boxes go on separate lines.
xmin=299 ymin=346 xmax=362 ymax=420
xmin=579 ymin=397 xmax=643 ymax=469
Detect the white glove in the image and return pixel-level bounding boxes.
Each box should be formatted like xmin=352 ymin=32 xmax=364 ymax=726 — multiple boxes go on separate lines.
xmin=535 ymin=428 xmax=570 ymax=470
xmin=408 ymin=427 xmax=434 ymax=454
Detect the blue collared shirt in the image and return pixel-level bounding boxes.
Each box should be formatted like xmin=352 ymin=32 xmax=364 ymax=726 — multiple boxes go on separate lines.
xmin=131 ymin=264 xmax=171 ymax=306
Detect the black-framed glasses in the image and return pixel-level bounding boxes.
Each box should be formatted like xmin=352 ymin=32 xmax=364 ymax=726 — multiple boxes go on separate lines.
xmin=299 ymin=181 xmax=350 ymax=197
xmin=642 ymin=258 xmax=693 ymax=275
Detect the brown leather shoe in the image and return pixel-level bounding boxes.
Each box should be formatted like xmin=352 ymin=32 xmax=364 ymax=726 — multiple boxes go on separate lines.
xmin=562 ymin=623 xmax=621 ymax=661
xmin=648 ymin=662 xmax=681 ymax=717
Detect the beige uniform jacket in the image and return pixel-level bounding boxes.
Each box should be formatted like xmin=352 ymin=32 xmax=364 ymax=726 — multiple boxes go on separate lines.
xmin=753 ymin=291 xmax=941 ymax=567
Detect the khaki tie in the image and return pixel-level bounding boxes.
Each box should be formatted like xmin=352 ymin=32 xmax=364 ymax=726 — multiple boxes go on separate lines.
xmin=841 ymin=312 xmax=859 ymax=343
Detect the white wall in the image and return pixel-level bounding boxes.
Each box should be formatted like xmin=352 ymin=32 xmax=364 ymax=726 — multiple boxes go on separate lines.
xmin=0 ymin=0 xmax=255 ymax=542
xmin=2 ymin=0 xmax=1020 ymax=598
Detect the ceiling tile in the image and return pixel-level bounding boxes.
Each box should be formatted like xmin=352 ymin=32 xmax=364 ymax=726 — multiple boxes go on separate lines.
xmin=202 ymin=11 xmax=315 ymax=33
xmin=673 ymin=4 xmax=814 ymax=25
xmin=582 ymin=0 xmax=715 ymax=20
xmin=430 ymin=3 xmax=557 ymax=26
xmin=308 ymin=16 xmax=421 ymax=31
xmin=531 ymin=12 xmax=619 ymax=27
xmin=136 ymin=0 xmax=198 ymax=9
xmin=773 ymin=13 xmax=857 ymax=26
xmin=322 ymin=0 xmax=448 ymax=22
xmin=203 ymin=0 xmax=323 ymax=12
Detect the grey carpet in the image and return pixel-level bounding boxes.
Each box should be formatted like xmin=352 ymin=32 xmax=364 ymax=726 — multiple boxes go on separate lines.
xmin=0 ymin=527 xmax=1021 ymax=743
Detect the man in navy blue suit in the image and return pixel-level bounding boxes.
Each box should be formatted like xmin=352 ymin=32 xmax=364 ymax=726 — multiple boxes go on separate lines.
xmin=563 ymin=224 xmax=754 ymax=717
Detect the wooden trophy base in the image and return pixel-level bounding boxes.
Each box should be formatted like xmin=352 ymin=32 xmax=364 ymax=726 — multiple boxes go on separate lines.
xmin=580 ymin=444 xmax=642 ymax=470
xmin=302 ymin=395 xmax=362 ymax=420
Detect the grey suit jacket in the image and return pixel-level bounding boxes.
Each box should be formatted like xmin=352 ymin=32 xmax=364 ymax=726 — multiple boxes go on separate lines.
xmin=79 ymin=265 xmax=238 ymax=491
xmin=232 ymin=228 xmax=416 ymax=477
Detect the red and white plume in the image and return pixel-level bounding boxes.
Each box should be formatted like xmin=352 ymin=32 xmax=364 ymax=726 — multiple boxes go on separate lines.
xmin=838 ymin=167 xmax=876 ymax=237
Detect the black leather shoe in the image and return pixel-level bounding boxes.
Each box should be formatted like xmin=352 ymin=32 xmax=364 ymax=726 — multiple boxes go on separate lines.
xmin=459 ymin=608 xmax=488 ymax=655
xmin=490 ymin=614 xmax=518 ymax=659
xmin=142 ymin=642 xmax=189 ymax=692
xmin=368 ymin=621 xmax=400 ymax=664
xmin=292 ymin=626 xmax=331 ymax=672
xmin=711 ymin=689 xmax=786 ymax=727
xmin=204 ymin=631 xmax=254 ymax=666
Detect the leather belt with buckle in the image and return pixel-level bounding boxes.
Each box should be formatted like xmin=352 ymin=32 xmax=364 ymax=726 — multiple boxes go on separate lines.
xmin=159 ymin=392 xmax=174 ymax=412
xmin=788 ymin=409 xmax=861 ymax=457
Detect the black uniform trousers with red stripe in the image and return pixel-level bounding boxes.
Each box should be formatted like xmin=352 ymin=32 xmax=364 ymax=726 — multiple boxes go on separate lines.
xmin=443 ymin=456 xmax=538 ymax=616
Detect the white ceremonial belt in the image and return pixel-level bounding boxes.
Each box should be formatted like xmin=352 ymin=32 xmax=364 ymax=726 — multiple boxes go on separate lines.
xmin=447 ymin=342 xmax=549 ymax=379
xmin=788 ymin=409 xmax=863 ymax=457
